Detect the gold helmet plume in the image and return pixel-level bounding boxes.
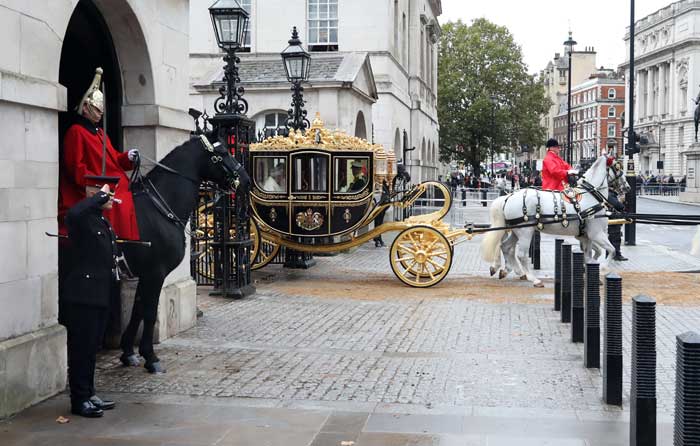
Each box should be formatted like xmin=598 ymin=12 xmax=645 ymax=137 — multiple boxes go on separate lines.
xmin=76 ymin=67 xmax=104 ymax=114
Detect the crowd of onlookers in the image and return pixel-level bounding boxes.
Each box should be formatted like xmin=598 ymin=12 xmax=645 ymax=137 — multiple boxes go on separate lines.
xmin=445 ymin=171 xmax=543 ymax=195
xmin=635 ymin=173 xmax=686 ymax=195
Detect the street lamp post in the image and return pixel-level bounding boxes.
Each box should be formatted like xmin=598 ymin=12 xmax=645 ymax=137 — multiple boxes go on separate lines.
xmin=625 ymin=0 xmax=638 ymax=246
xmin=564 ymin=31 xmax=577 ymax=164
xmin=490 ymin=95 xmax=498 ymax=177
xmin=208 ymin=0 xmax=256 ymax=298
xmin=280 ymin=27 xmax=316 ymax=269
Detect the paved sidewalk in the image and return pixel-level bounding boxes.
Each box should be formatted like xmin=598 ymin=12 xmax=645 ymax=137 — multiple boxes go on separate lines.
xmin=2 ymin=204 xmax=697 ymax=446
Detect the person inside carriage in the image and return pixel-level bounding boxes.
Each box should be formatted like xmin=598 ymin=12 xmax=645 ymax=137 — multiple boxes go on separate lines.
xmin=541 ymin=138 xmax=578 ymax=191
xmin=262 ymin=162 xmax=286 ymax=193
xmin=347 ymin=160 xmax=367 ymax=192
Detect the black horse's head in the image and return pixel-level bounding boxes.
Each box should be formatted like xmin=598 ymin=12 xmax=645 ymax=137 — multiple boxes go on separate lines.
xmin=196 ymin=131 xmax=251 ymax=192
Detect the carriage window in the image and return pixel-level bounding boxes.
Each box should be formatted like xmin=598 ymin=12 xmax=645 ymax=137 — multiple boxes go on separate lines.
xmin=334 ymin=158 xmax=369 ymax=193
xmin=293 ymin=154 xmax=328 ymax=192
xmin=255 ymin=157 xmax=287 ymax=193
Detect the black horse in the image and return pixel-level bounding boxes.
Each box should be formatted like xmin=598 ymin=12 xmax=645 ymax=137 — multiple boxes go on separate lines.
xmin=118 ymin=132 xmax=248 ymax=373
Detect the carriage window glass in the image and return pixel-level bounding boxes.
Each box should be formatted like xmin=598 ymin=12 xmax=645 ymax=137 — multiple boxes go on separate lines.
xmin=293 ymin=154 xmax=327 ymax=192
xmin=255 ymin=157 xmax=287 ymax=193
xmin=334 ymin=158 xmax=369 ymax=193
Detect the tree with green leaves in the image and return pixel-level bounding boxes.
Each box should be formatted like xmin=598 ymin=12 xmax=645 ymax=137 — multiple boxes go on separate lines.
xmin=438 ymin=18 xmax=550 ymax=175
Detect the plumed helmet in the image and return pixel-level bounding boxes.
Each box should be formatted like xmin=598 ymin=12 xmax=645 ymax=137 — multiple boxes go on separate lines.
xmin=76 ymin=67 xmax=104 ymax=114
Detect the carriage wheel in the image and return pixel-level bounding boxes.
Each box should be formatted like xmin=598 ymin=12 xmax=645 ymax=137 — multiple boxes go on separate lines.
xmin=390 ymin=225 xmax=452 ymax=288
xmin=250 ymin=220 xmax=280 ymax=270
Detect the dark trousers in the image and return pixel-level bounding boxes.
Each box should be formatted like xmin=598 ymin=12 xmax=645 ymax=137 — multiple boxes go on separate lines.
xmin=608 ymin=224 xmax=623 ymax=255
xmin=65 ymin=304 xmax=109 ymax=406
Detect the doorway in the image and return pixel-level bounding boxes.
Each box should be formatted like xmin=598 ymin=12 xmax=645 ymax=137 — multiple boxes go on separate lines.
xmin=59 ymin=0 xmax=122 ymax=153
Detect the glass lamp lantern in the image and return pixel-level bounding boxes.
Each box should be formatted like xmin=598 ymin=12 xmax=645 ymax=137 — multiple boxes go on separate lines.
xmin=209 ymin=0 xmax=250 ymax=51
xmin=281 ymin=27 xmax=311 ymax=83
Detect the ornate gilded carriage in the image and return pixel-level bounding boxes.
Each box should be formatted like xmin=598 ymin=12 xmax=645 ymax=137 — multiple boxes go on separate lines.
xmin=247 ymin=114 xmax=458 ymax=288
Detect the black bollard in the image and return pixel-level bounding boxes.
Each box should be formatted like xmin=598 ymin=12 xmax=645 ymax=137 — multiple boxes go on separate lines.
xmin=533 ymin=231 xmax=541 ymax=270
xmin=674 ymin=331 xmax=700 ymax=445
xmin=584 ymin=263 xmax=600 ymax=368
xmin=603 ymin=273 xmax=623 ymax=406
xmin=630 ymin=295 xmax=656 ymax=446
xmin=554 ymin=239 xmax=563 ymax=311
xmin=560 ymin=244 xmax=572 ymax=323
xmin=570 ymin=250 xmax=585 ymax=343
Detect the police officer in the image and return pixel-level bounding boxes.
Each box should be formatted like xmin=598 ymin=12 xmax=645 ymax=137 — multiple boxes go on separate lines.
xmin=605 ymin=157 xmax=628 ymax=261
xmin=63 ymin=175 xmax=120 ymax=418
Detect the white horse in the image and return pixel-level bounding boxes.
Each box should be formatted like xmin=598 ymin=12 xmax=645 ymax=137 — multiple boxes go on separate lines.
xmin=482 ymin=155 xmax=630 ymax=287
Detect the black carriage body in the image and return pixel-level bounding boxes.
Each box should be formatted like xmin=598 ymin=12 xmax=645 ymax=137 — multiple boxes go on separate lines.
xmin=250 ymin=148 xmax=374 ymax=238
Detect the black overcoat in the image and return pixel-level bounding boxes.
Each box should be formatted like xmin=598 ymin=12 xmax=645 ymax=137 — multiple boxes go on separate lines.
xmin=64 ymin=192 xmax=118 ymax=308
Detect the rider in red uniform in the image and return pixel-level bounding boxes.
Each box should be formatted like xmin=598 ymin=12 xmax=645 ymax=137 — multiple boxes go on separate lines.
xmin=58 ymin=68 xmax=139 ymax=240
xmin=541 ymin=138 xmax=578 ymax=191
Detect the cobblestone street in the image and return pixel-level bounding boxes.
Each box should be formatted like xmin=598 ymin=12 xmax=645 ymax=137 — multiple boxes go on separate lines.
xmin=4 ymin=205 xmax=700 ymax=445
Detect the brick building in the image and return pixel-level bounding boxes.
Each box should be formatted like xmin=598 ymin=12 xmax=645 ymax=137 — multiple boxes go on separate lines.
xmin=553 ymin=70 xmax=625 ymax=166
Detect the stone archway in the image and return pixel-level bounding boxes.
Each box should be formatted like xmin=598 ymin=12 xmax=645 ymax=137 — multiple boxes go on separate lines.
xmin=355 ymin=111 xmax=367 ymax=139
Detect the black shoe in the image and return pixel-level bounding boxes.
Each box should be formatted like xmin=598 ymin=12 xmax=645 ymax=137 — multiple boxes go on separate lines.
xmin=613 ymin=253 xmax=628 ymax=261
xmin=71 ymin=401 xmax=104 ymax=418
xmin=89 ymin=395 xmax=115 ymax=411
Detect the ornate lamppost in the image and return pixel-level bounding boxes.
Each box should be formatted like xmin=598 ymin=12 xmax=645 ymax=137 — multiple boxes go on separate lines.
xmin=280 ymin=26 xmax=316 ymax=269
xmin=208 ymin=0 xmax=255 ymax=298
xmin=490 ymin=95 xmax=498 ymax=177
xmin=282 ymin=27 xmax=312 ymax=131
xmin=564 ymin=31 xmax=577 ymax=164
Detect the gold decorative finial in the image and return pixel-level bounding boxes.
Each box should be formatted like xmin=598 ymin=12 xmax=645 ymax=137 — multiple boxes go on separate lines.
xmin=311 ymin=112 xmax=324 ymax=130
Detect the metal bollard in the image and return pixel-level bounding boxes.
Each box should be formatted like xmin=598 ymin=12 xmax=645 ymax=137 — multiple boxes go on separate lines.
xmin=570 ymin=250 xmax=585 ymax=343
xmin=560 ymin=244 xmax=572 ymax=323
xmin=584 ymin=263 xmax=600 ymax=368
xmin=554 ymin=239 xmax=563 ymax=311
xmin=533 ymin=231 xmax=541 ymax=270
xmin=603 ymin=273 xmax=623 ymax=406
xmin=630 ymin=295 xmax=656 ymax=446
xmin=674 ymin=331 xmax=700 ymax=445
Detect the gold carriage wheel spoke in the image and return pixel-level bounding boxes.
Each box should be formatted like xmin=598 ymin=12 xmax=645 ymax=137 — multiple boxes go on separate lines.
xmin=426 ymin=257 xmax=445 ymax=272
xmin=407 ymin=232 xmax=420 ymax=248
xmin=398 ymin=244 xmax=417 ymax=256
xmin=430 ymin=250 xmax=448 ymax=257
xmin=401 ymin=260 xmax=418 ymax=277
xmin=415 ymin=263 xmax=425 ymax=281
xmin=424 ymin=237 xmax=440 ymax=251
xmin=396 ymin=255 xmax=415 ymax=262
xmin=425 ymin=263 xmax=436 ymax=280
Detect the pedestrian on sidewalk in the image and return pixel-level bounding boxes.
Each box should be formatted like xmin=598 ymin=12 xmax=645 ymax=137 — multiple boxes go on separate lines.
xmin=63 ymin=177 xmax=120 ymax=418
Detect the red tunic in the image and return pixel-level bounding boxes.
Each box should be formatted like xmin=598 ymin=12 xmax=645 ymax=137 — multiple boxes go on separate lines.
xmin=541 ymin=150 xmax=573 ymax=191
xmin=58 ymin=119 xmax=139 ymax=240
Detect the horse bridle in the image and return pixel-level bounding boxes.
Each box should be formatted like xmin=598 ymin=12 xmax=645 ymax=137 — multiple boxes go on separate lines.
xmin=130 ymin=135 xmax=245 ymax=232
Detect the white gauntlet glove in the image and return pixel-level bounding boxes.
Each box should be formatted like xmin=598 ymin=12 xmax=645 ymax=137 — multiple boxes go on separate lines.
xmin=127 ymin=148 xmax=140 ymax=162
xmin=567 ymin=169 xmax=579 ymax=175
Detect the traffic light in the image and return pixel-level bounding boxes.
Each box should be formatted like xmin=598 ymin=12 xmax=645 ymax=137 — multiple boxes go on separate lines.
xmin=625 ymin=131 xmax=648 ymax=156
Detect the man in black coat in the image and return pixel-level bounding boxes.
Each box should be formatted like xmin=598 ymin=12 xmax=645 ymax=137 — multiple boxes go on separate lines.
xmin=63 ymin=175 xmax=120 ymax=418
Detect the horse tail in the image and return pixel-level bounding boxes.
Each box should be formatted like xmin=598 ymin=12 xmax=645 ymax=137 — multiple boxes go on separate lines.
xmin=691 ymin=226 xmax=700 ymax=256
xmin=481 ymin=195 xmax=507 ymax=263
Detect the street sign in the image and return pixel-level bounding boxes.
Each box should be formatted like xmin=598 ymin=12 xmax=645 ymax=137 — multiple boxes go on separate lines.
xmin=627 ymin=160 xmax=635 ymax=175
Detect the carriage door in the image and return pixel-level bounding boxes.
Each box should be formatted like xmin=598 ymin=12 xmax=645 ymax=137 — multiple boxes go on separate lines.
xmin=290 ymin=152 xmax=330 ymax=237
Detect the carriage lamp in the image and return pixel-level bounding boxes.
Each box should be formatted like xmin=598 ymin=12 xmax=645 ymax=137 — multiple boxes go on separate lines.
xmin=209 ymin=0 xmax=249 ymax=51
xmin=281 ymin=27 xmax=311 ymax=83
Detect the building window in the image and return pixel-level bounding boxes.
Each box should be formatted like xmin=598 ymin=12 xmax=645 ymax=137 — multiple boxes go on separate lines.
xmin=308 ymin=0 xmax=338 ymax=51
xmin=239 ymin=0 xmax=252 ymax=51
xmin=608 ymin=107 xmax=615 ymax=118
xmin=608 ymin=123 xmax=616 ymax=137
xmin=402 ymin=13 xmax=407 ymax=65
xmin=679 ymin=126 xmax=685 ymax=147
xmin=608 ymin=88 xmax=616 ymax=99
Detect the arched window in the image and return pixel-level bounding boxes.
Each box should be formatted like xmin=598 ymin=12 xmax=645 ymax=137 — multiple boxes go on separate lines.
xmin=253 ymin=110 xmax=288 ymax=138
xmin=608 ymin=88 xmax=616 ymax=99
xmin=394 ymin=128 xmax=401 ymax=157
xmin=608 ymin=107 xmax=616 ymax=118
xmin=421 ymin=138 xmax=426 ymax=164
xmin=354 ymin=111 xmax=367 ymax=139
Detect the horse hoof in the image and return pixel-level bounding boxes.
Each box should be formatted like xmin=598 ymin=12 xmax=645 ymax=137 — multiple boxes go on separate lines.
xmin=145 ymin=362 xmax=166 ymax=374
xmin=533 ymin=282 xmax=545 ymax=288
xmin=520 ymin=275 xmax=528 ymax=281
xmin=498 ymin=270 xmax=508 ymax=280
xmin=489 ymin=266 xmax=496 ymax=277
xmin=120 ymin=354 xmax=140 ymax=367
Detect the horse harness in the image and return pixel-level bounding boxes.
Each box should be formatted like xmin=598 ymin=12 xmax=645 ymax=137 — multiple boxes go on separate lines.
xmin=503 ymin=180 xmax=608 ymax=236
xmin=129 ymin=135 xmax=239 ymax=234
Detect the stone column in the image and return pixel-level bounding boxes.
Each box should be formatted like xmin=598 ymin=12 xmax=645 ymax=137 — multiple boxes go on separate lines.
xmin=658 ymin=63 xmax=665 ymax=117
xmin=648 ymin=67 xmax=654 ymax=118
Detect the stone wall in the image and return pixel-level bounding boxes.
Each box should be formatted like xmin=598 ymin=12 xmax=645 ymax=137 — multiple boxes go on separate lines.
xmin=0 ymin=0 xmax=196 ymax=418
